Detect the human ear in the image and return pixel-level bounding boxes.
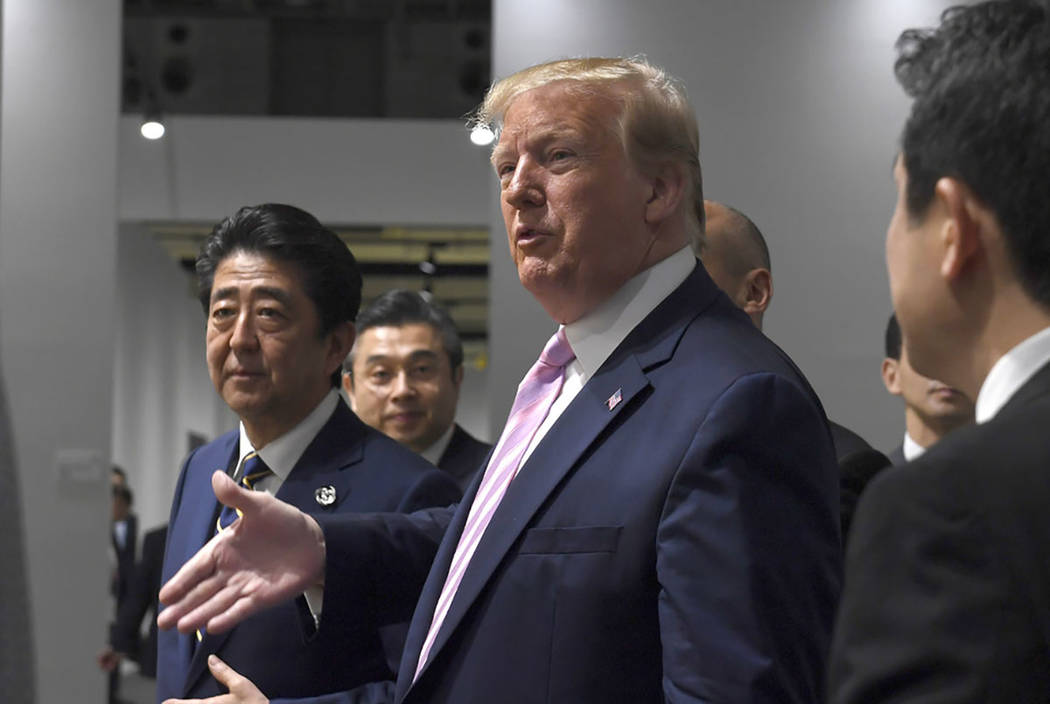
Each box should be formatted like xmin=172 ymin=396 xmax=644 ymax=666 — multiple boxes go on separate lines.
xmin=325 ymin=322 xmax=356 ymax=378
xmin=935 ymin=177 xmax=981 ymax=281
xmin=881 ymin=358 xmax=901 ymax=395
xmin=644 ymin=163 xmax=687 ymax=226
xmin=741 ymin=268 xmax=772 ymax=316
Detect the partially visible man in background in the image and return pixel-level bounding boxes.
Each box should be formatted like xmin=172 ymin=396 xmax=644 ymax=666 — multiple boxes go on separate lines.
xmin=343 ymin=290 xmax=490 ymax=490
xmin=697 ymin=200 xmax=891 ymax=538
xmin=696 ymin=200 xmax=878 ymax=462
xmin=697 ymin=200 xmax=772 ymax=329
xmin=880 ymin=313 xmax=974 ymax=464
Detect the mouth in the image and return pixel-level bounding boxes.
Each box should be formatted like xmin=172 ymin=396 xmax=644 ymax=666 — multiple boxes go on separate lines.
xmin=387 ymin=411 xmax=424 ymax=426
xmin=928 ymin=385 xmax=961 ymax=400
xmin=515 ymin=225 xmax=552 ymax=247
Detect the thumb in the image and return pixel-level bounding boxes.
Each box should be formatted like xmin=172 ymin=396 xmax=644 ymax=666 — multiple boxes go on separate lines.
xmin=212 ymin=469 xmax=259 ymax=516
xmin=208 ymin=654 xmax=266 ymax=701
xmin=207 ymin=654 xmax=237 ymax=687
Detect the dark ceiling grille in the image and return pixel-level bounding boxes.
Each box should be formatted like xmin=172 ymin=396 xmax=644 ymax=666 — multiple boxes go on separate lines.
xmin=123 ymin=0 xmax=492 ymax=119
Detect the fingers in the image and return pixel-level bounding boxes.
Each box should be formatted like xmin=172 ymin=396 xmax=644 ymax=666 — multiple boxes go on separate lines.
xmin=159 ymin=536 xmax=219 ymax=621
xmin=173 ymin=575 xmax=245 ymax=634
xmin=205 ymin=590 xmax=266 ymax=634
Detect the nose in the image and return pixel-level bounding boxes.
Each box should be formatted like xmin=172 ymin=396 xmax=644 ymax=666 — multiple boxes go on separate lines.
xmin=389 ymin=370 xmax=417 ymax=400
xmin=229 ymin=312 xmax=259 ymax=351
xmin=503 ymin=157 xmax=545 ymax=210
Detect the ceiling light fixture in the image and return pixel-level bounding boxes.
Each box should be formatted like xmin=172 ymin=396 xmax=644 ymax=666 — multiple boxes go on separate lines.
xmin=140 ymin=116 xmax=166 ymax=140
xmin=469 ymin=124 xmax=495 ymax=146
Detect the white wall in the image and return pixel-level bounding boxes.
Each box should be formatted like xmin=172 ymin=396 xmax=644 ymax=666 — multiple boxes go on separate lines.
xmin=119 ymin=115 xmax=493 ymax=225
xmin=487 ymin=0 xmax=958 ymax=451
xmin=0 ymin=0 xmax=120 ymax=700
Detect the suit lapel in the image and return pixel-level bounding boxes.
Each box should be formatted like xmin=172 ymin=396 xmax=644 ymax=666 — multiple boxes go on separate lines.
xmin=174 ymin=436 xmax=238 ymax=695
xmin=184 ymin=403 xmax=366 ymax=694
xmin=409 ymin=264 xmax=715 ymax=686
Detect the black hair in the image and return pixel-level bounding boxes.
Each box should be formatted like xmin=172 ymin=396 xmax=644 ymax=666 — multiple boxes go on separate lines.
xmin=196 ymin=203 xmax=362 ymax=388
xmin=346 ymin=290 xmax=463 ymax=377
xmin=885 ymin=313 xmax=902 ymax=360
xmin=895 ymin=0 xmax=1050 ymax=305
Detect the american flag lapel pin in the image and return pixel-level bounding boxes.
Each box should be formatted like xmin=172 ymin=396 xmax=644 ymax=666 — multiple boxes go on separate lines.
xmin=606 ymin=388 xmax=623 ymax=411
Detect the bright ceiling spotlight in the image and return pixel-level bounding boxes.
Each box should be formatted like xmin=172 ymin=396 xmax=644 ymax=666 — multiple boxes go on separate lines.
xmin=469 ymin=124 xmax=495 ymax=146
xmin=140 ymin=117 xmax=166 ymax=140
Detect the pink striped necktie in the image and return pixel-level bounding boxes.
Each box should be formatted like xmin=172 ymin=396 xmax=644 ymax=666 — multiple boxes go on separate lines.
xmin=413 ymin=328 xmax=576 ymax=680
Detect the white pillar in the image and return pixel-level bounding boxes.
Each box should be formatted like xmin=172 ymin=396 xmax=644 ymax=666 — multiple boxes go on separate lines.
xmin=0 ymin=0 xmax=120 ymax=700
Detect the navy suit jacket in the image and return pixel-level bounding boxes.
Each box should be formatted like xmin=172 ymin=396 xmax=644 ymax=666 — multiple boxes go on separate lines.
xmin=318 ymin=263 xmax=842 ymax=703
xmin=157 ymin=399 xmax=461 ymax=703
xmin=436 ymin=424 xmax=491 ymax=490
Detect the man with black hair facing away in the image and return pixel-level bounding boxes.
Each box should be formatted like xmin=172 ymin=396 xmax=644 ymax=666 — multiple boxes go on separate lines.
xmin=829 ymin=2 xmax=1050 ymax=700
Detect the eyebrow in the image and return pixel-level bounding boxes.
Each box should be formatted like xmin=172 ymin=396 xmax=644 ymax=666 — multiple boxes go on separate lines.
xmin=489 ymin=127 xmax=581 ymax=168
xmin=363 ymin=349 xmax=440 ymax=366
xmin=210 ymin=285 xmax=293 ymax=306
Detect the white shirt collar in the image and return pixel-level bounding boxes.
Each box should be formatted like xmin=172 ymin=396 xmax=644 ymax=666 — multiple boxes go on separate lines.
xmin=902 ymin=432 xmax=926 ymax=461
xmin=975 ymin=325 xmax=1050 ymax=423
xmin=420 ymin=423 xmax=457 ymax=466
xmin=237 ymin=389 xmax=340 ymax=480
xmin=564 ymin=246 xmax=695 ymax=380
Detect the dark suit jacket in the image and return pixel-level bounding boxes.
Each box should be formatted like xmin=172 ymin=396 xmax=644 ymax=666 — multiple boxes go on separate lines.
xmin=829 ymin=421 xmax=872 ymax=461
xmin=111 ymin=513 xmax=138 ymax=606
xmin=829 ymin=361 xmax=1050 ymax=703
xmin=318 ymin=264 xmax=842 ymax=704
xmin=111 ymin=524 xmax=166 ymax=677
xmin=436 ymin=424 xmax=491 ymax=490
xmin=157 ymin=400 xmax=461 ymax=703
xmin=886 ymin=443 xmax=905 ymax=466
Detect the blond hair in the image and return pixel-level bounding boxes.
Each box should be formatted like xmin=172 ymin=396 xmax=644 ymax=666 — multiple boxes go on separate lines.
xmin=477 ymin=57 xmax=703 ymax=234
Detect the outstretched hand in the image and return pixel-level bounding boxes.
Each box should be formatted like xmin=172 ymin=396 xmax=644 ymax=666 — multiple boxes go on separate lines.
xmin=157 ymin=470 xmax=326 ymax=635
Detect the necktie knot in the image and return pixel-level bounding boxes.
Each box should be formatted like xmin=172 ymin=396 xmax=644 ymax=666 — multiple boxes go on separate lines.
xmin=539 ymin=328 xmax=575 ymax=369
xmin=238 ymin=452 xmax=271 ymax=488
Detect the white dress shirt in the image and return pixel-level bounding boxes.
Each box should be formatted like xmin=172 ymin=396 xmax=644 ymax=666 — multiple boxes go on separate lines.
xmin=975 ymin=324 xmax=1050 ymax=423
xmin=236 ymin=388 xmax=340 ymax=616
xmin=902 ymin=432 xmax=926 ymax=462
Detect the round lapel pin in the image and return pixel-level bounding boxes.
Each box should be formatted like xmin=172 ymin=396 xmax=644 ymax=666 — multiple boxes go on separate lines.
xmin=315 ymin=485 xmax=337 ymax=507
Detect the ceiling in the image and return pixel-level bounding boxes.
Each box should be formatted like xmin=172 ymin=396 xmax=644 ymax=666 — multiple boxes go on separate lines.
xmin=123 ymin=0 xmax=492 ymax=119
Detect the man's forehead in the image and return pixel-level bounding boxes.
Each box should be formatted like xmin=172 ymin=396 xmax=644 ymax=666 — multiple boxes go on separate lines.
xmin=358 ymin=323 xmax=443 ymax=352
xmin=496 ymin=83 xmax=620 ymax=141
